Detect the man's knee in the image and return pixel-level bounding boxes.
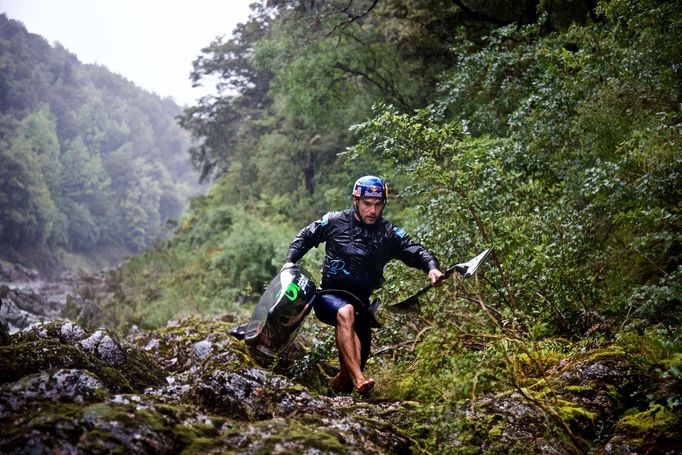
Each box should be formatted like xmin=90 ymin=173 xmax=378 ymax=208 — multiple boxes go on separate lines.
xmin=336 ymin=304 xmax=355 ymax=326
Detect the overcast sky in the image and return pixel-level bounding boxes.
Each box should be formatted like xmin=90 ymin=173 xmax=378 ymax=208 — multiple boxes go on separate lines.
xmin=0 ymin=0 xmax=256 ymax=106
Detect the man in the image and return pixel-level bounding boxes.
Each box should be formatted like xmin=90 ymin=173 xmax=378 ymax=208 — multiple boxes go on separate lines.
xmin=282 ymin=175 xmax=444 ymax=394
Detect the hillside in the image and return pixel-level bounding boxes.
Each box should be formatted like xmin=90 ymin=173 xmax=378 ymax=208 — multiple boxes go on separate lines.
xmin=0 ymin=14 xmax=203 ymax=276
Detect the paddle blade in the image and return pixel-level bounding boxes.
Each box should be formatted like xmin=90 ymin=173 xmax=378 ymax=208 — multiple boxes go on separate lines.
xmin=387 ymin=294 xmax=421 ymax=314
xmin=454 ymin=246 xmax=494 ymax=279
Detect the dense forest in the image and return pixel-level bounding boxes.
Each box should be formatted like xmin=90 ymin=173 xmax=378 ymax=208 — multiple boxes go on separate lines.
xmin=0 ymin=14 xmax=202 ymax=274
xmin=1 ymin=0 xmax=681 ymax=452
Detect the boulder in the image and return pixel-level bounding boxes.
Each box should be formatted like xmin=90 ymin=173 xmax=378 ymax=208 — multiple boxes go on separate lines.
xmin=2 ymin=321 xmax=166 ymax=392
xmin=0 ymin=368 xmax=107 ymax=418
xmin=192 ymin=366 xmax=336 ymax=420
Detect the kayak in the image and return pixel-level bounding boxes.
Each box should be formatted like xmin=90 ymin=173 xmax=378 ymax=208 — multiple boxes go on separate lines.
xmin=243 ymin=265 xmax=317 ymax=355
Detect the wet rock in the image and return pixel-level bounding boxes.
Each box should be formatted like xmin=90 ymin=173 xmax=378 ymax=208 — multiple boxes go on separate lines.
xmin=0 ymin=311 xmax=421 ymax=454
xmin=0 ymin=340 xmax=134 ymax=393
xmin=0 ymin=284 xmax=50 ymax=333
xmin=222 ymin=415 xmax=412 ymax=454
xmin=79 ymin=330 xmax=127 ymax=365
xmin=13 ymin=319 xmax=88 ymax=344
xmin=471 ymin=392 xmax=583 ymax=454
xmin=0 ymin=399 xmax=225 ymax=454
xmin=144 ymin=382 xmax=193 ymax=404
xmin=27 ymin=311 xmax=682 ymax=453
xmin=550 ymin=349 xmax=647 ymax=440
xmin=2 ymin=321 xmax=166 ymax=392
xmin=601 ymin=404 xmax=682 ymax=454
xmin=193 ymin=339 xmax=213 ymax=359
xmin=0 ymin=272 xmax=79 ymax=334
xmin=59 ymin=320 xmax=87 ymax=343
xmin=193 ymin=367 xmax=337 ymax=421
xmin=0 ymin=368 xmax=107 ymax=418
xmin=129 ymin=315 xmax=252 ymax=374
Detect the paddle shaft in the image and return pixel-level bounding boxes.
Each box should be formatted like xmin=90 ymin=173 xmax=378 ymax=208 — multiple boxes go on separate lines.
xmin=409 ymin=264 xmax=459 ymax=299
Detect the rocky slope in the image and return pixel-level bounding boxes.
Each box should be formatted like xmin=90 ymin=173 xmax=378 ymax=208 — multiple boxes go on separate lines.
xmin=0 ymin=273 xmax=680 ymax=453
xmin=0 ymin=316 xmax=414 ymax=453
xmin=1 ymin=312 xmax=680 ymax=454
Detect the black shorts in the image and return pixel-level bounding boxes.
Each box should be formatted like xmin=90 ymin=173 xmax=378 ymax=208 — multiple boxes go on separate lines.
xmin=313 ymin=290 xmax=372 ymax=368
xmin=313 ymin=292 xmax=351 ymax=326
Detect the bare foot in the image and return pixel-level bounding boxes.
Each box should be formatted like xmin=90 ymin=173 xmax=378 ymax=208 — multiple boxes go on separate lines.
xmin=354 ymin=378 xmax=375 ymax=394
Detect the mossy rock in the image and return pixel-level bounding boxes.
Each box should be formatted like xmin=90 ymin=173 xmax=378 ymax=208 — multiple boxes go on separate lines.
xmin=221 ymin=414 xmax=413 ymax=454
xmin=0 ymin=340 xmax=135 ymax=392
xmin=3 ymin=321 xmax=166 ymax=392
xmin=0 ymin=400 xmax=226 ymax=454
xmin=192 ymin=366 xmax=335 ymax=421
xmin=129 ymin=314 xmax=331 ymax=393
xmin=385 ymin=345 xmax=659 ymax=454
xmin=0 ymin=368 xmax=109 ymax=417
xmin=129 ymin=315 xmax=256 ymax=373
xmin=603 ymin=405 xmax=682 ymax=454
xmin=11 ymin=320 xmax=88 ymax=345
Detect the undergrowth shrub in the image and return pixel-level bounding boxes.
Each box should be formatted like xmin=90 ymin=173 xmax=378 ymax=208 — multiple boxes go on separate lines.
xmin=347 ymin=1 xmax=681 ymax=402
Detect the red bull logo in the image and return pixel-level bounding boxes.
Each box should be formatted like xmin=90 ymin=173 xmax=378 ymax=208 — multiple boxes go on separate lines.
xmin=364 ymin=185 xmax=384 ymax=198
xmin=353 ymin=177 xmax=388 ymax=200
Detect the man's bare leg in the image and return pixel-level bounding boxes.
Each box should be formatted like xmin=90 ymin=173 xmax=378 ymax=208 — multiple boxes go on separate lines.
xmin=335 ymin=305 xmax=374 ymax=392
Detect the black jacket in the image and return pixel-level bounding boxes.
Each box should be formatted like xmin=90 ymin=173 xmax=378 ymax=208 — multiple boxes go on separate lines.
xmin=285 ymin=209 xmax=439 ymax=299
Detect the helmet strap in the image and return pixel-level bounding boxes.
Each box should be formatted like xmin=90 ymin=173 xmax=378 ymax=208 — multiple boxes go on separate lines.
xmin=352 ymin=197 xmax=361 ymax=218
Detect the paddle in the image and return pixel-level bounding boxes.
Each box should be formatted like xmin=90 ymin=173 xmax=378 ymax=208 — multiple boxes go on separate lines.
xmin=388 ymin=246 xmax=494 ymax=314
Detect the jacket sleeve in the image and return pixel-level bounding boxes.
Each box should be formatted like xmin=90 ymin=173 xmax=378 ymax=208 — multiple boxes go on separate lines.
xmin=391 ymin=226 xmax=440 ymax=273
xmin=285 ymin=212 xmax=331 ymax=264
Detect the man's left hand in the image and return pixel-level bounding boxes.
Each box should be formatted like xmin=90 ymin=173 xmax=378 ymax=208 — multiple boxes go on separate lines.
xmin=428 ymin=269 xmax=445 ymax=286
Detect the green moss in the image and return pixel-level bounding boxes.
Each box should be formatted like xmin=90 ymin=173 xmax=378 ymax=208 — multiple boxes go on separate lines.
xmin=153 ymin=316 xmax=238 ymax=340
xmin=617 ymin=404 xmax=675 ymax=434
xmin=77 ymin=402 xmax=226 ymax=453
xmin=119 ymin=344 xmax=166 ymax=390
xmin=555 ymin=400 xmax=597 ymax=422
xmin=524 ymin=383 xmax=554 ymax=399
xmin=488 ymin=424 xmax=504 ymax=438
xmin=133 ymin=315 xmax=259 ymax=374
xmin=11 ymin=320 xmax=72 ymax=344
xmin=563 ymin=385 xmax=594 ymax=394
xmin=178 ymin=436 xmax=226 ymax=454
xmin=7 ymin=321 xmax=166 ymax=390
xmin=541 ymin=347 xmax=625 ymax=374
xmin=78 ymin=428 xmax=132 ymax=454
xmin=3 ymin=402 xmax=83 ymax=436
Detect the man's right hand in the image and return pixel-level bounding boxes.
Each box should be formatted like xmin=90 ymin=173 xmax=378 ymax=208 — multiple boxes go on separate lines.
xmin=428 ymin=268 xmax=445 ymax=286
